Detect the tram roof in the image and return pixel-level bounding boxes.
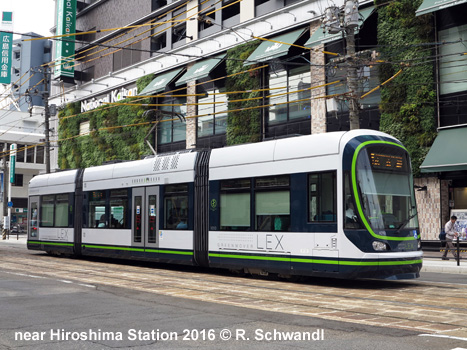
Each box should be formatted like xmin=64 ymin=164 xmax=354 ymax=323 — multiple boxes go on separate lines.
xmin=29 ymin=169 xmax=79 ymax=189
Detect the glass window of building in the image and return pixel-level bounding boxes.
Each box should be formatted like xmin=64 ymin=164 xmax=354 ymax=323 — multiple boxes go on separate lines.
xmin=197 ymin=88 xmax=227 ymax=138
xmin=439 ymin=24 xmax=467 ymax=95
xmin=157 ymin=96 xmax=187 ymax=145
xmin=268 ymin=65 xmax=311 ymax=125
xmin=36 ymin=146 xmax=44 ymax=164
xmin=17 ymin=145 xmax=25 ymax=162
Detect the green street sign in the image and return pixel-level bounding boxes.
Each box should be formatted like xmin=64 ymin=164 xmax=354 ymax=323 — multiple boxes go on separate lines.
xmin=0 ymin=31 xmax=13 ymax=85
xmin=9 ymin=143 xmax=16 ymax=184
xmin=54 ymin=0 xmax=77 ymax=79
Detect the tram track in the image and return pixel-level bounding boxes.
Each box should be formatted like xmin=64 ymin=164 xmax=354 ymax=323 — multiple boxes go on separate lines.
xmin=1 ymin=247 xmax=467 ymax=336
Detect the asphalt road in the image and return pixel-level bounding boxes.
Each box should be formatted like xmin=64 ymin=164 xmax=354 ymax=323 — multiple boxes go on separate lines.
xmin=0 ymin=269 xmax=465 ymax=350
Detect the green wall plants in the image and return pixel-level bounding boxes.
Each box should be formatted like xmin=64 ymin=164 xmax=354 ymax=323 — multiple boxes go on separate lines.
xmin=375 ymin=0 xmax=437 ymax=176
xmin=225 ymin=40 xmax=262 ymax=145
xmin=57 ymin=74 xmax=154 ymax=169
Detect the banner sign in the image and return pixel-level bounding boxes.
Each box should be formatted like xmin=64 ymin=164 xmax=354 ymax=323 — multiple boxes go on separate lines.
xmin=0 ymin=31 xmax=12 ymax=85
xmin=9 ymin=143 xmax=16 ymax=184
xmin=0 ymin=12 xmax=13 ymax=85
xmin=54 ymin=0 xmax=77 ymax=80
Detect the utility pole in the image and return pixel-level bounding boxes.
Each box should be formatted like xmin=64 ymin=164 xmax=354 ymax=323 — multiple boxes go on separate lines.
xmin=2 ymin=144 xmax=8 ymax=240
xmin=42 ymin=67 xmax=51 ymax=174
xmin=322 ymin=0 xmax=361 ymax=130
xmin=27 ymin=66 xmax=53 ymax=173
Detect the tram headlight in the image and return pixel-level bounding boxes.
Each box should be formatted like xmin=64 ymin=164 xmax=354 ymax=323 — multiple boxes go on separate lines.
xmin=372 ymin=241 xmax=388 ymax=251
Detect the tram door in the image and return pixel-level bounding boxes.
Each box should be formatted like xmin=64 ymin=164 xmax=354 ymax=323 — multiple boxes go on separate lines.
xmin=132 ymin=187 xmax=160 ymax=248
xmin=28 ymin=196 xmax=39 ymax=239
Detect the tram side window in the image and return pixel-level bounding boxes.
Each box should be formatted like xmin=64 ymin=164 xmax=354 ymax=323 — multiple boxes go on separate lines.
xmin=39 ymin=194 xmax=71 ymax=227
xmin=89 ymin=191 xmax=107 ymax=228
xmin=344 ymin=172 xmax=362 ymax=229
xmin=309 ymin=172 xmax=336 ymax=222
xmin=55 ymin=194 xmax=70 ymax=227
xmin=40 ymin=195 xmax=55 ymax=227
xmin=164 ymin=184 xmax=188 ymax=229
xmin=255 ymin=176 xmax=290 ymax=232
xmin=220 ymin=179 xmax=251 ymax=231
xmin=110 ymin=189 xmax=128 ymax=229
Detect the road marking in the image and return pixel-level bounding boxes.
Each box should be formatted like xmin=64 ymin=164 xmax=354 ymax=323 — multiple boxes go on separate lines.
xmin=419 ymin=334 xmax=467 ymax=342
xmin=3 ymin=271 xmax=95 ymax=289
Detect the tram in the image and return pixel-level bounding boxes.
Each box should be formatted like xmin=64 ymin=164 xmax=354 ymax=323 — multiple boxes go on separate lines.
xmin=27 ymin=129 xmax=422 ymax=279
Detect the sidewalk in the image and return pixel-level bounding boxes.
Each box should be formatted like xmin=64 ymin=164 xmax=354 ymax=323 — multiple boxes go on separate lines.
xmin=2 ymin=235 xmax=467 ymax=275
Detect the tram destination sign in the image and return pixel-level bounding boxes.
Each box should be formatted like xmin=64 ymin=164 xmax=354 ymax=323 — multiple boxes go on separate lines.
xmin=370 ymin=152 xmax=406 ymax=172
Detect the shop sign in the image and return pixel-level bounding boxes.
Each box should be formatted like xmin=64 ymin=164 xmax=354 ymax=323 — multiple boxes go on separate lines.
xmin=0 ymin=11 xmax=13 ymax=85
xmin=54 ymin=0 xmax=77 ymax=79
xmin=81 ymin=86 xmax=138 ymax=112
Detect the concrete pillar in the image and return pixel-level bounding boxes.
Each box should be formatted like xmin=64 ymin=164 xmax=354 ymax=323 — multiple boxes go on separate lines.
xmin=186 ymin=0 xmax=199 ymax=42
xmin=414 ymin=177 xmax=450 ymax=240
xmin=309 ymin=23 xmax=327 ymax=134
xmin=186 ymin=78 xmax=197 ymax=149
xmin=240 ymin=0 xmax=255 ymax=23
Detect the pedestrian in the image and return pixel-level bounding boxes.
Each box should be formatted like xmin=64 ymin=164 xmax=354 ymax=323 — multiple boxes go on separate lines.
xmin=442 ymin=215 xmax=459 ymax=260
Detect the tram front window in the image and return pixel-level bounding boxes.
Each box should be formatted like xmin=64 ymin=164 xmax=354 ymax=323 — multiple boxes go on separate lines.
xmin=355 ymin=145 xmax=418 ymax=232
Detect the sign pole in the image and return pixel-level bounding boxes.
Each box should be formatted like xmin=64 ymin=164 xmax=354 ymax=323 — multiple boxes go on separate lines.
xmin=7 ymin=143 xmax=16 ymax=237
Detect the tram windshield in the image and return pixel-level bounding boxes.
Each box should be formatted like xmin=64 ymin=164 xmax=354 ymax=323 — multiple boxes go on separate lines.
xmin=355 ymin=145 xmax=418 ymax=232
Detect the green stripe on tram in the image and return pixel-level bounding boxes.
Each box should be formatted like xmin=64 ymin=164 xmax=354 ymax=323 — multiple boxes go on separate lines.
xmin=351 ymin=140 xmax=419 ymax=241
xmin=210 ymin=253 xmax=422 ymax=266
xmin=83 ymin=244 xmax=193 ymax=255
xmin=28 ymin=241 xmax=74 ymax=247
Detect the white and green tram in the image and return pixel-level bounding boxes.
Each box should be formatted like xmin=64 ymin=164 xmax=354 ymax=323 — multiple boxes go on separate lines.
xmin=28 ymin=130 xmax=422 ymax=279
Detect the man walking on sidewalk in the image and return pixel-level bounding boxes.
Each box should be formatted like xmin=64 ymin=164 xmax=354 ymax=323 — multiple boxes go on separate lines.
xmin=442 ymin=215 xmax=459 ymax=260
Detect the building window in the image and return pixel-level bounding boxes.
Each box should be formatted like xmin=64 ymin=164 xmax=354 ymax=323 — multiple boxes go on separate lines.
xmin=439 ymin=24 xmax=467 ymax=95
xmin=220 ymin=178 xmax=251 ymax=231
xmin=164 ymin=184 xmax=188 ymax=229
xmin=268 ymin=65 xmax=311 ymax=125
xmin=16 ymin=145 xmax=25 ymax=162
xmin=255 ymin=176 xmax=290 ymax=231
xmin=199 ymin=11 xmax=215 ymax=32
xmin=308 ymin=172 xmax=337 ymax=222
xmin=157 ymin=96 xmax=187 ymax=145
xmin=172 ymin=23 xmax=188 ymax=44
xmin=12 ymin=174 xmax=23 ymax=187
xmin=151 ymin=33 xmax=167 ymax=52
xmin=197 ymin=88 xmax=227 ymax=138
xmin=222 ymin=0 xmax=240 ymax=21
xmin=36 ymin=146 xmax=44 ymax=164
xmin=26 ymin=146 xmax=34 ymax=163
xmin=113 ymin=41 xmax=142 ymax=71
xmin=14 ymin=51 xmax=20 ymax=60
xmin=79 ymin=121 xmax=90 ymax=136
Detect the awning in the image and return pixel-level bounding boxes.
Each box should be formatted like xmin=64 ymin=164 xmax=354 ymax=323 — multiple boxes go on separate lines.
xmin=416 ymin=0 xmax=467 ymax=17
xmin=243 ymin=28 xmax=307 ymax=66
xmin=175 ymin=54 xmax=226 ymax=86
xmin=420 ymin=127 xmax=467 ymax=173
xmin=138 ymin=68 xmax=184 ymax=96
xmin=304 ymin=6 xmax=375 ymax=47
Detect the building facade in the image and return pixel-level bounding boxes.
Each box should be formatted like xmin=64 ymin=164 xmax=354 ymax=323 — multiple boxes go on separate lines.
xmin=48 ymin=0 xmax=467 ymax=241
xmin=10 ymin=33 xmax=52 ymax=112
xmin=0 ymin=110 xmax=46 ymax=228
